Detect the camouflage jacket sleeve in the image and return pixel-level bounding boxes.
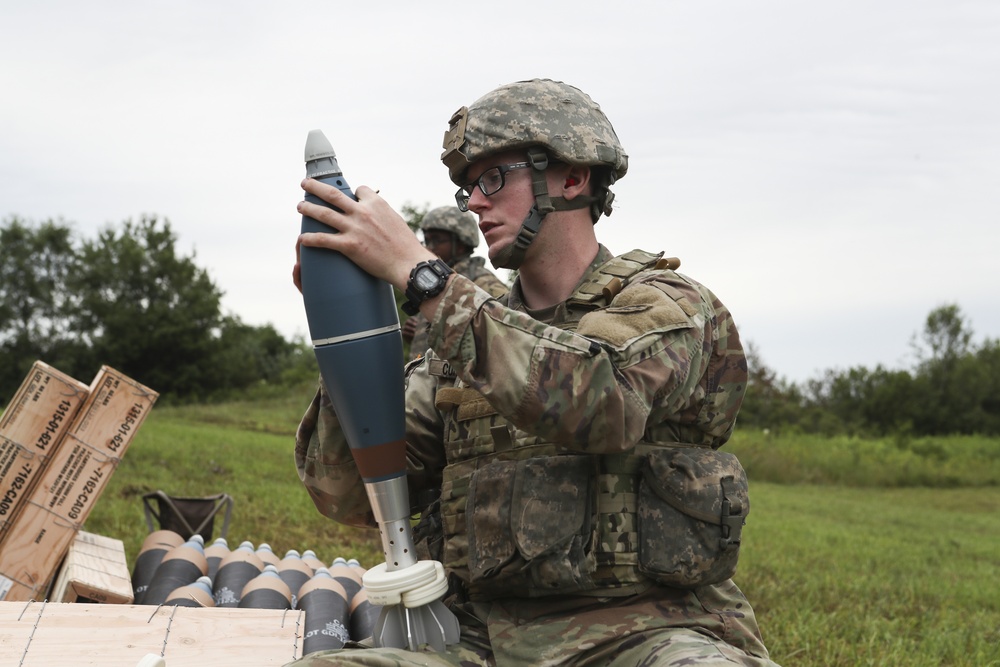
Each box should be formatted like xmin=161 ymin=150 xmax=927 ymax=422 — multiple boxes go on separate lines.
xmin=427 ymin=271 xmax=745 ymax=453
xmin=451 ymin=255 xmax=509 ymax=299
xmin=472 ymin=272 xmax=509 ymax=299
xmin=294 ymin=368 xmax=447 ymax=528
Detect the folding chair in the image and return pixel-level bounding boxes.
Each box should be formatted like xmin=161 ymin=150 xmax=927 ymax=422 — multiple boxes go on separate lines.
xmin=142 ymin=490 xmax=234 ymax=541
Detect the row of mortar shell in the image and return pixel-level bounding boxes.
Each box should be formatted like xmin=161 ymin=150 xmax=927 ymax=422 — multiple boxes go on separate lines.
xmin=130 ymin=529 xmax=380 ymax=648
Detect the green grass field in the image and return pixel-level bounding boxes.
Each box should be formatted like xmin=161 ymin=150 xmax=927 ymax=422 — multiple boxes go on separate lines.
xmin=69 ymin=385 xmax=1000 ymax=666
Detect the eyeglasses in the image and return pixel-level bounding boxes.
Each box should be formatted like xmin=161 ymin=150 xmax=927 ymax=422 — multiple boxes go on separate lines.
xmin=455 ymin=162 xmax=531 ymax=211
xmin=422 ymin=233 xmax=452 ymax=248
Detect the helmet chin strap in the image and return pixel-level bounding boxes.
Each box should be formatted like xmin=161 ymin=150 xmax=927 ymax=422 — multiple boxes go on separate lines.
xmin=490 ymin=148 xmax=595 ymax=270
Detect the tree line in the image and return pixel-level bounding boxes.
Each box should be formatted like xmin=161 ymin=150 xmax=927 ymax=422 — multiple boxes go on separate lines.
xmin=739 ymin=304 xmax=1000 ymax=437
xmin=0 ymin=215 xmax=312 ymax=403
xmin=4 ymin=214 xmax=997 ymax=436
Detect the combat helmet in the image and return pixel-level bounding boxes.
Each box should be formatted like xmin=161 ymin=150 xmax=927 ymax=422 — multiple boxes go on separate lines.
xmin=420 ymin=206 xmax=479 ymax=250
xmin=441 ymin=79 xmax=627 ymax=270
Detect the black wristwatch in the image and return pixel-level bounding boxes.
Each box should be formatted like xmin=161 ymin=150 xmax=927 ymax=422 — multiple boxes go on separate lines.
xmin=402 ymin=258 xmax=453 ymax=315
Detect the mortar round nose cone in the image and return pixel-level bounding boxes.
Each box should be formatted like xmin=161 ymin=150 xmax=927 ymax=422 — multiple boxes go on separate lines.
xmin=305 ymin=129 xmax=335 ymax=161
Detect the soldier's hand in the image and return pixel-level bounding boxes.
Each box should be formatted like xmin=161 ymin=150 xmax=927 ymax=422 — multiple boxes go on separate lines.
xmin=401 ymin=317 xmax=418 ymax=341
xmin=297 ymin=179 xmax=433 ymax=290
xmin=292 ymin=236 xmax=304 ymax=294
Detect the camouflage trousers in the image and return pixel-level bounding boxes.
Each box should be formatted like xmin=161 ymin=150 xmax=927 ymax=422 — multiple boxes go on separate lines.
xmin=285 ymin=580 xmax=779 ymax=667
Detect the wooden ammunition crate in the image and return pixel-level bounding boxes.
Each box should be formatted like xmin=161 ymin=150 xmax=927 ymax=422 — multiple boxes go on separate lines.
xmin=0 ymin=366 xmax=158 ymax=602
xmin=0 ymin=361 xmax=90 ymax=541
xmin=0 ymin=602 xmax=305 ymax=666
xmin=50 ymin=531 xmax=133 ymax=604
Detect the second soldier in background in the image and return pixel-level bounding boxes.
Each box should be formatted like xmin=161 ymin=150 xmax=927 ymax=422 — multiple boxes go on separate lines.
xmin=402 ymin=206 xmax=507 ymax=361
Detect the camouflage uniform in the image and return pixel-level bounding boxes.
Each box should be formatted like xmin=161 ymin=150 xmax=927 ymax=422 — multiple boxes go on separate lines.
xmin=288 ymin=79 xmax=778 ymax=666
xmin=290 ymin=245 xmax=777 ymax=667
xmin=408 ymin=253 xmax=507 ymax=361
xmin=408 ymin=206 xmax=508 ymax=361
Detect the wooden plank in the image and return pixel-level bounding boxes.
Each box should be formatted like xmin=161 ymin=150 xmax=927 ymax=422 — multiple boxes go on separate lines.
xmin=0 ymin=361 xmax=90 ymax=542
xmin=0 ymin=366 xmax=158 ymax=601
xmin=0 ymin=602 xmax=305 ymax=666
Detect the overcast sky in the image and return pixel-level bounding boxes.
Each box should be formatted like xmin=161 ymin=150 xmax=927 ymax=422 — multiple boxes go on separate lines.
xmin=2 ymin=1 xmax=997 ymax=384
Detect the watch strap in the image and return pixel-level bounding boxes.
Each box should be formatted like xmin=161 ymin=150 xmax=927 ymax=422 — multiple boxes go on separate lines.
xmin=402 ymin=259 xmax=453 ymax=315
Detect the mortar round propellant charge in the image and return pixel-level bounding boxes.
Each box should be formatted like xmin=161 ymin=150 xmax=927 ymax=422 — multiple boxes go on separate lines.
xmin=165 ymin=575 xmax=215 ymax=608
xmin=278 ymin=550 xmax=313 ymax=608
xmin=349 ymin=587 xmax=382 ymax=642
xmin=297 ymin=567 xmax=351 ymax=654
xmin=255 ymin=543 xmax=281 ymax=568
xmin=329 ymin=556 xmax=363 ymax=602
xmin=131 ymin=530 xmax=185 ymax=604
xmin=239 ymin=565 xmax=293 ymax=610
xmin=213 ymin=541 xmax=264 ymax=607
xmin=142 ymin=535 xmax=207 ymax=606
xmin=204 ymin=537 xmax=230 ymax=580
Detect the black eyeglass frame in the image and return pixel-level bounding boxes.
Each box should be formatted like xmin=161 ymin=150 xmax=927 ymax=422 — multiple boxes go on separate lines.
xmin=454 ymin=162 xmax=531 ymax=211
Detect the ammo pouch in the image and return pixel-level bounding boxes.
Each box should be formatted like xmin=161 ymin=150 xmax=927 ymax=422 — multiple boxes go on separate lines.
xmin=637 ymin=447 xmax=748 ymax=588
xmin=465 ymin=455 xmax=595 ymax=597
xmin=413 ymin=497 xmax=444 ymax=562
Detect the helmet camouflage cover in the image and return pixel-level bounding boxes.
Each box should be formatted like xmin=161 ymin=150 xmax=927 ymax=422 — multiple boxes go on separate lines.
xmin=420 ymin=206 xmax=480 ymax=249
xmin=441 ymin=78 xmax=629 ymax=187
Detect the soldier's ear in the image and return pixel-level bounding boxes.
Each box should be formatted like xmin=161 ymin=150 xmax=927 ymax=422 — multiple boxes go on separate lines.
xmin=563 ymin=166 xmax=590 ymax=198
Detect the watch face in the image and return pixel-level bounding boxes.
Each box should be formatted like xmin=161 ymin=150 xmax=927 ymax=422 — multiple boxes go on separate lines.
xmin=414 ymin=267 xmax=441 ymax=291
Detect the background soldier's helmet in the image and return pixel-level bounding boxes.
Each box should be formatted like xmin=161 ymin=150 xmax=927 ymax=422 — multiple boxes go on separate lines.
xmin=420 ymin=206 xmax=480 ymax=249
xmin=441 ymin=78 xmax=629 ymax=189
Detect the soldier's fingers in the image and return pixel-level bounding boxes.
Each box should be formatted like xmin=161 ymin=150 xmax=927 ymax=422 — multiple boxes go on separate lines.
xmin=354 ymin=184 xmax=380 ymax=200
xmin=297 ymin=200 xmax=346 ymax=232
xmin=292 ymin=237 xmax=304 ymax=293
xmin=298 ymin=231 xmax=341 ymax=250
xmin=301 ymin=178 xmax=357 ymax=210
